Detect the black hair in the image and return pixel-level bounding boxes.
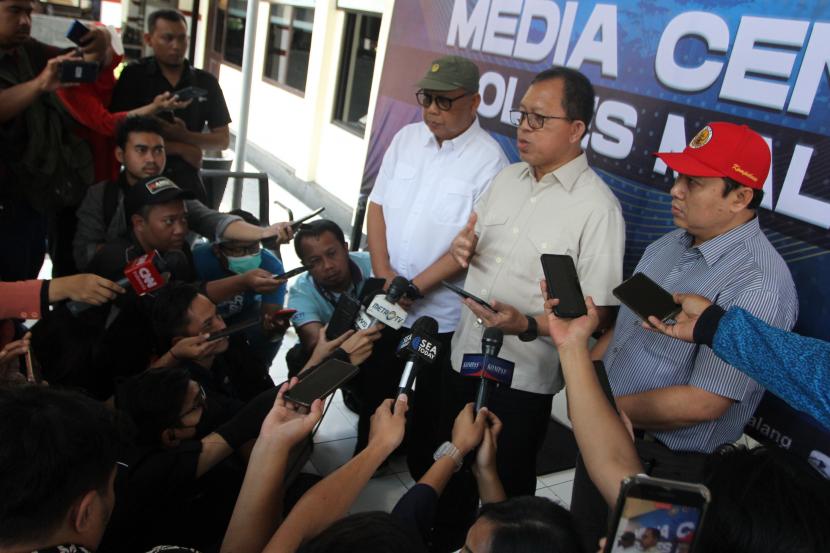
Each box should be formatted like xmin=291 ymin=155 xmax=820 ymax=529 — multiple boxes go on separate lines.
xmin=297 ymin=511 xmax=426 ymax=553
xmin=293 ymin=219 xmax=347 ymax=260
xmin=698 ymin=445 xmax=830 ymax=553
xmin=723 ymin=177 xmax=764 ymax=210
xmin=0 ymin=387 xmax=119 ymax=545
xmin=151 ymin=282 xmax=201 ymax=350
xmin=530 ymin=66 xmax=595 ymax=138
xmin=116 ymin=116 xmax=163 ymax=150
xmin=148 ymin=9 xmax=187 ymax=33
xmin=477 ymin=496 xmax=584 ymax=553
xmin=115 ymin=368 xmax=192 ymax=447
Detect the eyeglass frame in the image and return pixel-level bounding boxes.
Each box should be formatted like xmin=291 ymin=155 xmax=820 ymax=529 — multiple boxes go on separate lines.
xmin=415 ymin=90 xmax=473 ymax=111
xmin=509 ymin=109 xmax=572 ymax=130
xmin=218 ymin=241 xmax=262 ymax=257
xmin=174 ymin=384 xmax=207 ymax=429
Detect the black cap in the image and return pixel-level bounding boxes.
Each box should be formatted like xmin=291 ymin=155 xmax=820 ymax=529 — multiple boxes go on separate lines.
xmin=125 ymin=176 xmax=195 ymax=219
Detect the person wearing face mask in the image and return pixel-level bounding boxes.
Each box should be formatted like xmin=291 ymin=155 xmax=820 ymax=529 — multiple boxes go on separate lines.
xmin=192 ymin=209 xmax=289 ymax=366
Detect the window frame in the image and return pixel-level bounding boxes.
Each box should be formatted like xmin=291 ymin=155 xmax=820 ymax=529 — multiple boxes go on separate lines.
xmin=261 ymin=3 xmax=315 ymax=97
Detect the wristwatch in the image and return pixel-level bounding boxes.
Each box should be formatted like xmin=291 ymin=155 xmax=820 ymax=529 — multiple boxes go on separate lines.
xmin=433 ymin=441 xmax=464 ymax=471
xmin=518 ymin=314 xmax=538 ymax=342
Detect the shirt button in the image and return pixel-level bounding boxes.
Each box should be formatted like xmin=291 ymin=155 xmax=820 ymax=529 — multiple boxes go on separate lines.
xmin=512 ymin=227 xmax=519 ymax=234
xmin=541 ymin=242 xmax=547 ymax=249
xmin=19 ymin=312 xmax=27 ymax=318
xmin=530 ymin=197 xmax=537 ymax=203
xmin=496 ymin=257 xmax=502 ymax=264
xmin=481 ymin=288 xmax=487 ymax=295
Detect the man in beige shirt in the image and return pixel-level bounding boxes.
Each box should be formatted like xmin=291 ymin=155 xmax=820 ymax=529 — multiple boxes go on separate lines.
xmin=439 ymin=66 xmax=625 ymax=549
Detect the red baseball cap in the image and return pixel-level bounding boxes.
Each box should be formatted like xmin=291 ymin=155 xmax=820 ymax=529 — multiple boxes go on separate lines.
xmin=654 ymin=122 xmax=770 ymax=189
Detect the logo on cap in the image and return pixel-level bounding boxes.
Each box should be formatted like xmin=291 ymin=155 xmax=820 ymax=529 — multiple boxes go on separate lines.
xmin=689 ymin=126 xmax=713 ymax=149
xmin=431 ymin=63 xmax=440 ymax=73
xmin=732 ymin=164 xmax=758 ymax=183
xmin=145 ymin=177 xmax=177 ymax=194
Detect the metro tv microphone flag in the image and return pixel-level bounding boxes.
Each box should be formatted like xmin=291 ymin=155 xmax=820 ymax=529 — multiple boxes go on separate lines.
xmin=396 ymin=316 xmax=440 ymax=397
xmin=355 ymin=275 xmax=409 ymax=330
xmin=460 ymin=327 xmax=515 ymax=411
xmin=66 ymin=250 xmax=169 ymax=316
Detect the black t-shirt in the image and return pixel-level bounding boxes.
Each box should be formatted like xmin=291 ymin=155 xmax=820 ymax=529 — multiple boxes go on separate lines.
xmin=110 ymin=57 xmax=231 ymax=133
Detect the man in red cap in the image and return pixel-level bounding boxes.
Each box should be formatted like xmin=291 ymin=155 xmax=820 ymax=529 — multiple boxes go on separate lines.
xmin=570 ymin=122 xmax=798 ymax=550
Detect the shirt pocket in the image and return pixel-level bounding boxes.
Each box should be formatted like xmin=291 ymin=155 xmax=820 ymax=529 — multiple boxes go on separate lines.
xmin=383 ymin=163 xmax=418 ymax=209
xmin=522 ymin=230 xmax=571 ymax=286
xmin=431 ymin=178 xmax=474 ymax=227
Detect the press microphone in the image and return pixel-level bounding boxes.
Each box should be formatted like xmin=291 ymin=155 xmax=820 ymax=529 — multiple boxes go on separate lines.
xmin=354 ymin=275 xmax=409 ymax=330
xmin=396 ymin=316 xmax=440 ymax=397
xmin=67 ymin=250 xmax=169 ymax=315
xmin=460 ymin=327 xmax=515 ymax=411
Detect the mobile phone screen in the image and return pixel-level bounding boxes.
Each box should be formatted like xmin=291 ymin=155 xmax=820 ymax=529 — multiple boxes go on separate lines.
xmin=66 ymin=19 xmax=90 ymax=45
xmin=284 ymin=359 xmax=359 ymax=407
xmin=541 ymin=254 xmax=587 ymax=318
xmin=613 ymin=273 xmax=680 ymax=323
xmin=207 ymin=316 xmax=261 ymax=342
xmin=441 ymin=280 xmax=497 ymax=313
xmin=605 ymin=476 xmax=710 ymax=553
xmin=325 ymin=294 xmax=362 ymax=340
xmin=174 ymin=86 xmax=207 ymax=101
xmin=275 ymin=266 xmax=309 ymax=280
xmin=290 ymin=207 xmax=326 ymax=230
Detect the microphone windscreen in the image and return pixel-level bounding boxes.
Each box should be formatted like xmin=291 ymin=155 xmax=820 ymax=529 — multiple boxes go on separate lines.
xmin=387 ymin=276 xmax=410 ymax=302
xmin=482 ymin=327 xmax=504 ymax=357
xmin=411 ymin=315 xmax=438 ymax=337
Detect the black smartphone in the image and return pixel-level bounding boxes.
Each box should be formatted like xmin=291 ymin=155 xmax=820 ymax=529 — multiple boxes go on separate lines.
xmin=275 ymin=265 xmax=309 ymax=280
xmin=66 ymin=19 xmax=90 ymax=45
xmin=541 ymin=254 xmax=587 ymax=318
xmin=59 ymin=60 xmax=99 ymax=83
xmin=289 ymin=207 xmax=326 ymax=230
xmin=174 ymin=86 xmax=208 ymax=101
xmin=613 ymin=273 xmax=681 ymax=323
xmin=592 ymin=360 xmax=617 ymax=410
xmin=285 ymin=358 xmax=360 ymax=407
xmin=206 ymin=316 xmax=261 ymax=342
xmin=325 ymin=294 xmax=362 ymax=340
xmin=604 ymin=475 xmax=710 ymax=553
xmin=441 ymin=280 xmax=497 ymax=313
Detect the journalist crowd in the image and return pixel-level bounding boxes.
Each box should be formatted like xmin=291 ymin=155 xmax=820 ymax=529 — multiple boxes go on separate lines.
xmin=2 ymin=3 xmax=830 ymax=552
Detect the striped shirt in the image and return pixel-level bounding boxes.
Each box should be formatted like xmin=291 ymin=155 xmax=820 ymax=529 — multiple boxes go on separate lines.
xmin=605 ymin=216 xmax=797 ymax=453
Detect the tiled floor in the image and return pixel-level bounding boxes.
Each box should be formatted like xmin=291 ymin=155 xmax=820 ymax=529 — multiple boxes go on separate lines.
xmin=268 ymin=330 xmax=576 ymax=515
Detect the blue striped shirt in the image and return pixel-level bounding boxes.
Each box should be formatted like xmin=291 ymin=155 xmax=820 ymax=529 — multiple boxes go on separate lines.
xmin=605 ymin=217 xmax=798 ymax=453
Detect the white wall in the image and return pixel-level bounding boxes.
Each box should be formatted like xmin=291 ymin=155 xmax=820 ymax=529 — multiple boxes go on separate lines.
xmin=217 ymin=0 xmax=394 ymax=207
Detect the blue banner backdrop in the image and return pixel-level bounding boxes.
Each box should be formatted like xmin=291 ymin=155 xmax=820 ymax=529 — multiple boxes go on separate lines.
xmin=361 ymin=0 xmax=830 ymax=467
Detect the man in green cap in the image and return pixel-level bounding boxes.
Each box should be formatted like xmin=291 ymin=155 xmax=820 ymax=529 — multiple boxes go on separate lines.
xmin=366 ymin=54 xmax=508 ymax=487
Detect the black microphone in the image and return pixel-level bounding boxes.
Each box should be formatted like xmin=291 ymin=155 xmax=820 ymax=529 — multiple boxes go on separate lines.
xmin=475 ymin=328 xmax=503 ymax=412
xmin=396 ymin=316 xmax=440 ymax=397
xmin=355 ymin=275 xmax=410 ymax=330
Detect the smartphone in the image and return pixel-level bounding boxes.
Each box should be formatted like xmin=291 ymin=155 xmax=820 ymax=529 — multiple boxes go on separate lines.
xmin=541 ymin=254 xmax=587 ymax=318
xmin=289 ymin=207 xmax=326 ymax=230
xmin=613 ymin=273 xmax=681 ymax=323
xmin=206 ymin=316 xmax=261 ymax=342
xmin=25 ymin=348 xmax=42 ymax=384
xmin=285 ymin=358 xmax=360 ymax=407
xmin=592 ymin=360 xmax=616 ymax=410
xmin=274 ymin=265 xmax=309 ymax=280
xmin=441 ymin=280 xmax=497 ymax=313
xmin=173 ymin=86 xmax=208 ymax=101
xmin=325 ymin=294 xmax=362 ymax=340
xmin=604 ymin=475 xmax=710 ymax=553
xmin=66 ymin=19 xmax=90 ymax=45
xmin=59 ymin=60 xmax=99 ymax=83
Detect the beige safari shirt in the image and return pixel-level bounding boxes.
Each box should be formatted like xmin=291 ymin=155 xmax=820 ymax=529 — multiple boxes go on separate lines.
xmin=450 ymin=154 xmax=625 ymax=395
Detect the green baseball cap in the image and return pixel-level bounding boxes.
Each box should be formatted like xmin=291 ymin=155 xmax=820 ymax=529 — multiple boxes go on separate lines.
xmin=415 ymin=55 xmax=480 ymax=93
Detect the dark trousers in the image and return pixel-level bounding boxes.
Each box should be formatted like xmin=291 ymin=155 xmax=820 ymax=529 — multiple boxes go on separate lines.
xmin=422 ymin=363 xmax=554 ymax=552
xmin=405 ymin=330 xmax=455 ymax=480
xmin=570 ymin=436 xmax=709 ymax=552
xmin=0 ymin=197 xmax=47 ymax=281
xmin=353 ymin=326 xmax=408 ymax=453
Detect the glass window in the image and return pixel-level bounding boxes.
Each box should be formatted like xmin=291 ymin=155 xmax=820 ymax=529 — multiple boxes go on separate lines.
xmin=212 ymin=0 xmax=226 ymax=53
xmin=333 ymin=12 xmax=381 ymax=136
xmin=224 ymin=0 xmax=247 ymax=67
xmin=263 ymin=4 xmax=314 ymax=93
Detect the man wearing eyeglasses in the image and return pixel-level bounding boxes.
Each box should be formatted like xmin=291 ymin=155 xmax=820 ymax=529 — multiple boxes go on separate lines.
xmin=367 ymin=55 xmax=508 ymax=490
xmin=439 ymin=66 xmax=625 ymax=551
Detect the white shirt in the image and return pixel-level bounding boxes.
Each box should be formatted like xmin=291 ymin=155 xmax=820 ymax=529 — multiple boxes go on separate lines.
xmin=451 ymin=156 xmax=626 ymax=395
xmin=369 ymin=119 xmax=509 ymax=332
